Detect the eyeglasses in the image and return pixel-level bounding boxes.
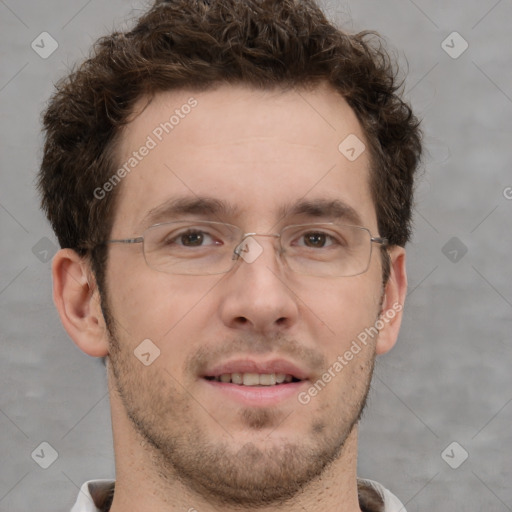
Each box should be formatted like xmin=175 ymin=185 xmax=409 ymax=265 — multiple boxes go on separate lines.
xmin=105 ymin=220 xmax=388 ymax=277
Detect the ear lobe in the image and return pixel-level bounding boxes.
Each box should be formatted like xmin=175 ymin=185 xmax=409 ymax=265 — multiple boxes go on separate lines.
xmin=52 ymin=248 xmax=110 ymax=357
xmin=375 ymin=246 xmax=407 ymax=355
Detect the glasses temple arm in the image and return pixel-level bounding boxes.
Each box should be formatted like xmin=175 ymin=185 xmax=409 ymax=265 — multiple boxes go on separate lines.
xmin=106 ymin=237 xmax=144 ymax=244
xmin=371 ymin=236 xmax=388 ymax=246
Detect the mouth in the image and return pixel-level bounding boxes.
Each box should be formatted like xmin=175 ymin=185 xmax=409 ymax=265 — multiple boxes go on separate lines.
xmin=200 ymin=359 xmax=308 ymax=406
xmin=204 ymin=373 xmax=301 ymax=386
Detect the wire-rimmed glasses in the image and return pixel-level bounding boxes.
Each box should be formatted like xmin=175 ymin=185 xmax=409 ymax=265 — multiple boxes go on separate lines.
xmin=106 ymin=220 xmax=388 ymax=277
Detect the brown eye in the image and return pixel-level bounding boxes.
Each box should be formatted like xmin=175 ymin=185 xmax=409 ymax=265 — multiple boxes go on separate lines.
xmin=180 ymin=231 xmax=205 ymax=246
xmin=303 ymin=232 xmax=328 ymax=248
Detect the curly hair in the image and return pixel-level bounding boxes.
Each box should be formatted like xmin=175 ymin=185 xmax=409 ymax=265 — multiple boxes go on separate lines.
xmin=38 ymin=0 xmax=422 ymax=292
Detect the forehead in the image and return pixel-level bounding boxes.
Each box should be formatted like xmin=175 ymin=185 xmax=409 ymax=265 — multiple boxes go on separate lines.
xmin=112 ymin=82 xmax=376 ymax=233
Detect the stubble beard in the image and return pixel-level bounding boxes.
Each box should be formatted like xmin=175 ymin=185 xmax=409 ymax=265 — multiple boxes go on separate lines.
xmin=102 ymin=297 xmax=376 ymax=507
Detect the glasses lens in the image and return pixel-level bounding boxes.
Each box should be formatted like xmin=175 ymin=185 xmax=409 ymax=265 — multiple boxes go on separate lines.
xmin=143 ymin=221 xmax=241 ymax=275
xmin=281 ymin=224 xmax=372 ymax=277
xmin=139 ymin=221 xmax=374 ymax=277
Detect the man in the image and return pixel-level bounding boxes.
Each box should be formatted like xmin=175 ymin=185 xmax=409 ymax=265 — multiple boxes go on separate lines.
xmin=38 ymin=0 xmax=422 ymax=510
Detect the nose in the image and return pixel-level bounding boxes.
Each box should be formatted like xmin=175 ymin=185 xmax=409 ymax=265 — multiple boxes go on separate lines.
xmin=217 ymin=234 xmax=300 ymax=334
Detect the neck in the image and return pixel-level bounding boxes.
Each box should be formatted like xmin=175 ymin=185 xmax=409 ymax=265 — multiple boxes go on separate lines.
xmin=107 ymin=378 xmax=362 ymax=512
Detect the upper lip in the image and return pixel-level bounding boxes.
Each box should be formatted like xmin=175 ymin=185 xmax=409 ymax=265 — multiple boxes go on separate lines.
xmin=202 ymin=358 xmax=309 ymax=381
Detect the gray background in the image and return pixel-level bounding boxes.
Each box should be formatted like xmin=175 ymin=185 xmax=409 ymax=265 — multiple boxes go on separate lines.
xmin=1 ymin=0 xmax=511 ymax=510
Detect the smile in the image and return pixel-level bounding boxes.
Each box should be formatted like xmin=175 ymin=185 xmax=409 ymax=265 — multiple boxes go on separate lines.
xmin=204 ymin=373 xmax=301 ymax=386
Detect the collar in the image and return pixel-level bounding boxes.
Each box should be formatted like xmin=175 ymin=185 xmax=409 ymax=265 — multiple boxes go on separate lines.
xmin=71 ymin=478 xmax=407 ymax=512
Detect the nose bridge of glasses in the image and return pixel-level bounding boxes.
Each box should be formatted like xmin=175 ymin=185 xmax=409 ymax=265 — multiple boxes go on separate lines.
xmin=242 ymin=232 xmax=281 ymax=240
xmin=233 ymin=231 xmax=282 ymax=259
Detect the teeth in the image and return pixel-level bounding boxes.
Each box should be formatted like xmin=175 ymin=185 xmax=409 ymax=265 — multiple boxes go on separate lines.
xmin=259 ymin=373 xmax=276 ymax=386
xmin=243 ymin=373 xmax=260 ymax=386
xmin=276 ymin=373 xmax=286 ymax=383
xmin=231 ymin=373 xmax=243 ymax=385
xmin=212 ymin=373 xmax=296 ymax=386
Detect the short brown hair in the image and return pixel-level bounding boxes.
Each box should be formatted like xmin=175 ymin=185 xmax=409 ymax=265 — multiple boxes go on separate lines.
xmin=38 ymin=0 xmax=422 ymax=292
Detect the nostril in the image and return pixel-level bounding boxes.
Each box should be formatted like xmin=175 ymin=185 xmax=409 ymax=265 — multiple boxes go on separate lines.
xmin=235 ymin=316 xmax=248 ymax=324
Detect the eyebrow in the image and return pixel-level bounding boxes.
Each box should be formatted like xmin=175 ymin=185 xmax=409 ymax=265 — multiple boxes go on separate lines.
xmin=277 ymin=198 xmax=363 ymax=227
xmin=139 ymin=196 xmax=241 ymax=230
xmin=138 ymin=196 xmax=363 ymax=230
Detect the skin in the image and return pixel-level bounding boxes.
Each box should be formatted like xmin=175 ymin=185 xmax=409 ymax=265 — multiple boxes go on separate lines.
xmin=52 ymin=82 xmax=407 ymax=512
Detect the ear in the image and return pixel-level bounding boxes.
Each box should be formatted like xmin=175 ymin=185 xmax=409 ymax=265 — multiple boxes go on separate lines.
xmin=375 ymin=246 xmax=407 ymax=355
xmin=52 ymin=248 xmax=110 ymax=357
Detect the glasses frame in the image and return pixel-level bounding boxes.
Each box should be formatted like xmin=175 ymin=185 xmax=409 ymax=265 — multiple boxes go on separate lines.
xmin=105 ymin=220 xmax=389 ymax=277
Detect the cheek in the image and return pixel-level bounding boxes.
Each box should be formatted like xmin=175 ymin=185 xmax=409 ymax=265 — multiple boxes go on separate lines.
xmin=111 ymin=339 xmax=192 ymax=431
xmin=105 ymin=263 xmax=220 ymax=354
xmin=296 ymin=276 xmax=381 ymax=342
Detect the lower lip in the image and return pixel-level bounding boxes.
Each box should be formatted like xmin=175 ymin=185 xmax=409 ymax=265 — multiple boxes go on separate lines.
xmin=202 ymin=379 xmax=307 ymax=407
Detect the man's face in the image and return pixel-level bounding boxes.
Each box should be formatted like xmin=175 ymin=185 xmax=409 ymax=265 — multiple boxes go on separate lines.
xmin=103 ymin=83 xmax=387 ymax=504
